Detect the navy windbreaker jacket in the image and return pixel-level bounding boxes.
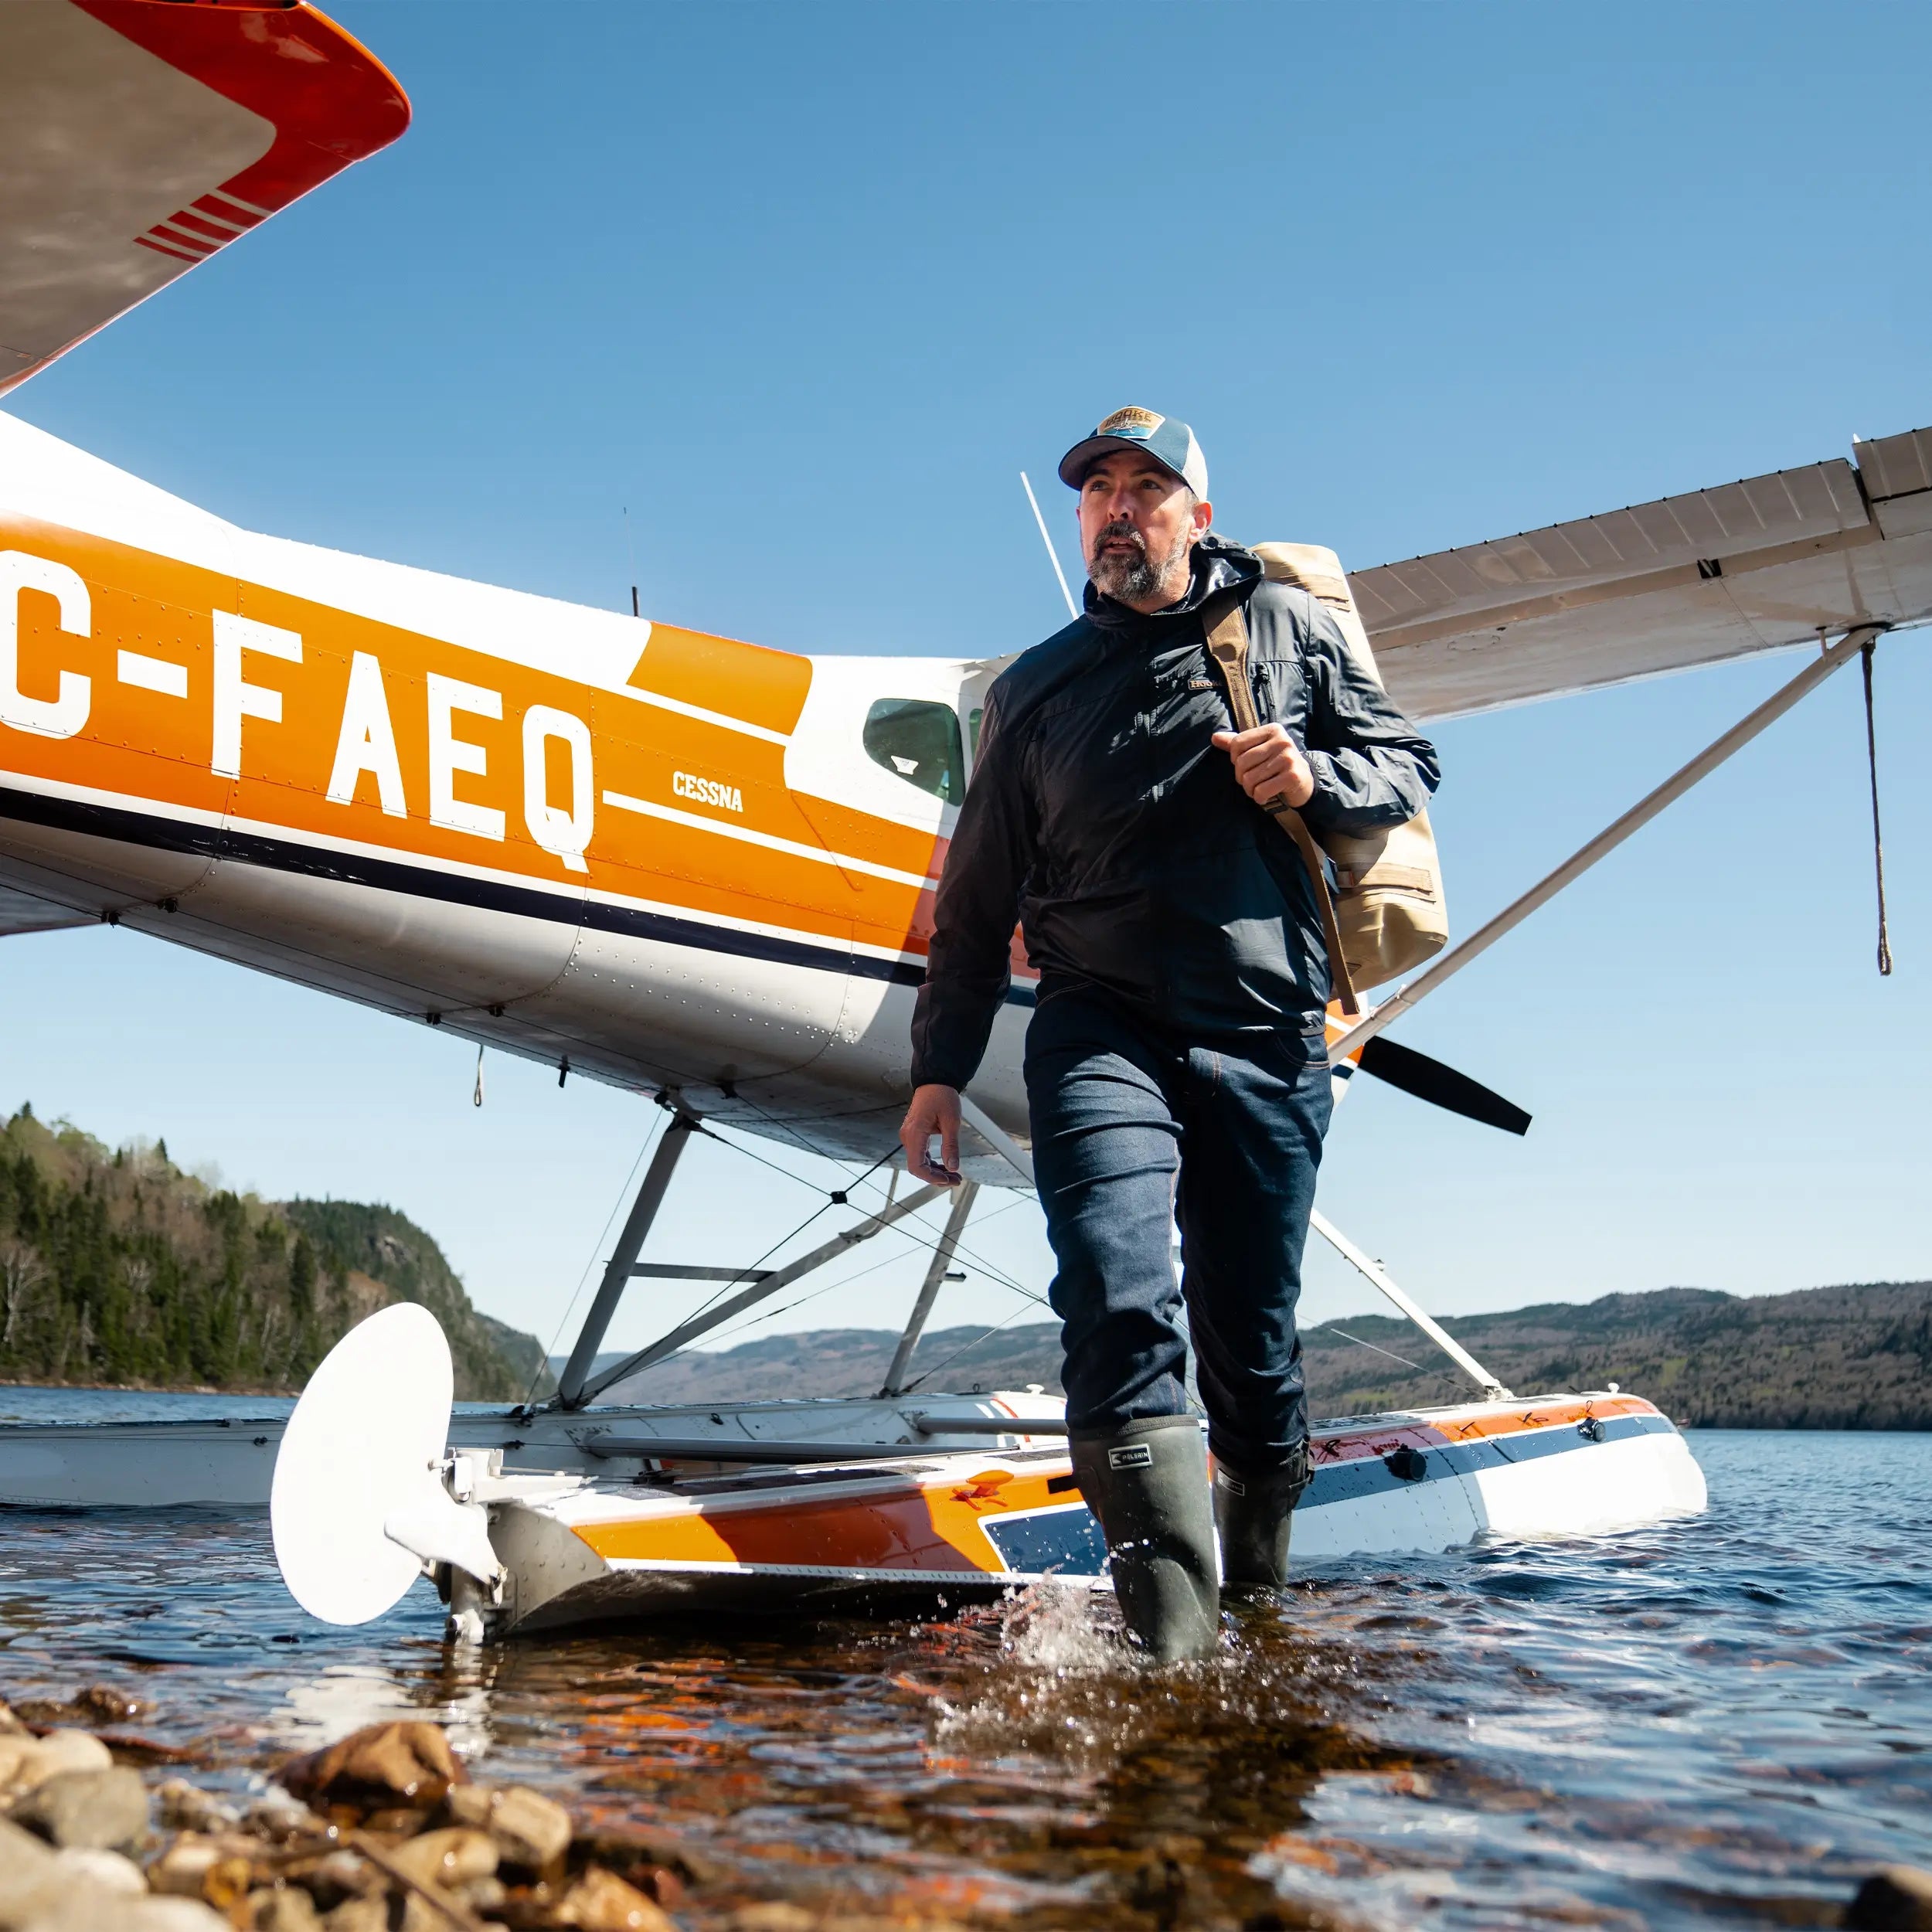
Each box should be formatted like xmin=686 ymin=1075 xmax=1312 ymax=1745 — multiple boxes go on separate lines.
xmin=909 ymin=534 xmax=1440 ymax=1090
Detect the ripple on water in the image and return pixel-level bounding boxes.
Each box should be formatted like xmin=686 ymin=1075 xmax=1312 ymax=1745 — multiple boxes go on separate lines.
xmin=0 ymin=1427 xmax=1928 ymax=1927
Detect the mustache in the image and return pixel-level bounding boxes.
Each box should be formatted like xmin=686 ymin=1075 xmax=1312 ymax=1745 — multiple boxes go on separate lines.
xmin=1092 ymin=519 xmax=1145 ymax=553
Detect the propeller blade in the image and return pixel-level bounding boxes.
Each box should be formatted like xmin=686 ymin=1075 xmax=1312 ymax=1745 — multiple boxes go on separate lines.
xmin=1355 ymin=1036 xmax=1531 ymax=1136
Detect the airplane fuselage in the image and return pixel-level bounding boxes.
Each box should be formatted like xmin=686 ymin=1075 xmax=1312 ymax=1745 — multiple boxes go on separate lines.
xmin=0 ymin=411 xmax=1031 ymax=1170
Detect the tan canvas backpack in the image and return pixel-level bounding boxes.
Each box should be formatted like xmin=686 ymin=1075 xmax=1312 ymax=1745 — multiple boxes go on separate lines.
xmin=1205 ymin=540 xmax=1447 ymax=1011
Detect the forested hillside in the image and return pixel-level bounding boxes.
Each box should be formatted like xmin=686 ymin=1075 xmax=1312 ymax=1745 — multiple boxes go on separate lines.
xmin=602 ymin=1280 xmax=1932 ymax=1430
xmin=1298 ymin=1282 xmax=1932 ymax=1429
xmin=0 ymin=1105 xmax=548 ymax=1400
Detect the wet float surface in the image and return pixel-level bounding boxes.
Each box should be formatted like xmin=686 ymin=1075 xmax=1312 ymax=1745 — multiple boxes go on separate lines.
xmin=0 ymin=1414 xmax=1928 ymax=1930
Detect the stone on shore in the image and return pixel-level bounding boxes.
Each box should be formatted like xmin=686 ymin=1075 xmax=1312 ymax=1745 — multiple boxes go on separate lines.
xmin=241 ymin=1887 xmax=325 ymax=1932
xmin=1 ymin=1808 xmax=226 ymax=1932
xmin=317 ymin=1901 xmax=387 ymax=1932
xmin=279 ymin=1722 xmax=466 ymax=1810
xmin=49 ymin=1848 xmax=145 ymax=1895
xmin=152 ymin=1781 xmax=237 ymax=1835
xmin=0 ymin=1730 xmax=112 ymax=1799
xmin=445 ymin=1783 xmax=573 ymax=1876
xmin=1848 ymin=1866 xmax=1932 ymax=1932
xmin=11 ymin=1766 xmax=150 ymax=1851
xmin=383 ymin=1825 xmax=499 ymax=1890
xmin=549 ymin=1866 xmax=677 ymax=1930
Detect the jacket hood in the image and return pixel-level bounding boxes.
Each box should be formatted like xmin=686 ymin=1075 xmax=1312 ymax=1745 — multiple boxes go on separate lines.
xmin=1083 ymin=529 xmax=1262 ymax=635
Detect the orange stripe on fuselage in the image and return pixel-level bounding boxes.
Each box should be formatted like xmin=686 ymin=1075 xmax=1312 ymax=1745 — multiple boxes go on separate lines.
xmin=569 ymin=1465 xmax=1082 ymax=1575
xmin=0 ymin=518 xmax=945 ymax=964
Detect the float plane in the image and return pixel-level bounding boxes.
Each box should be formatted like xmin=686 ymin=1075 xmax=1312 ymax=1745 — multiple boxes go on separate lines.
xmin=2 ymin=1 xmax=1923 ymax=1636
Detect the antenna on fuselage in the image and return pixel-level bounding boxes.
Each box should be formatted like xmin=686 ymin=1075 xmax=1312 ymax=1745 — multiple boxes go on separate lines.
xmin=623 ymin=506 xmax=640 ymax=619
xmin=1020 ymin=471 xmax=1079 ymax=621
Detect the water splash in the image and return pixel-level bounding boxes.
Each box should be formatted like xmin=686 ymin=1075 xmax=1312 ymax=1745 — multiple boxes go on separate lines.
xmin=995 ymin=1574 xmax=1121 ymax=1673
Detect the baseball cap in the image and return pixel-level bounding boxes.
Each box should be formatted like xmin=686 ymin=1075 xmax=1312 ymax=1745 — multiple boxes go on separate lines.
xmin=1057 ymin=406 xmax=1209 ymax=498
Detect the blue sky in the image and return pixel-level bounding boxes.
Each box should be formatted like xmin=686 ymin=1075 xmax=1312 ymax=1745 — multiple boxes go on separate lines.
xmin=5 ymin=2 xmax=1929 ymax=1367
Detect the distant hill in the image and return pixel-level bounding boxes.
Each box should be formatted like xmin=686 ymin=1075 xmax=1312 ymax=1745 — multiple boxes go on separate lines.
xmin=595 ymin=1280 xmax=1932 ymax=1430
xmin=0 ymin=1105 xmax=549 ymax=1400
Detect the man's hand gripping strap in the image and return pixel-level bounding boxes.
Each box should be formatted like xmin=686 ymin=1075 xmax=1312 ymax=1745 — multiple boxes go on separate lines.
xmin=1204 ymin=596 xmax=1360 ymax=1016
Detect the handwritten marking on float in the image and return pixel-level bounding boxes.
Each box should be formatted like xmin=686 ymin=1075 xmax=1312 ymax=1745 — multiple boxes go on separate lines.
xmin=116 ymin=651 xmax=188 ymax=699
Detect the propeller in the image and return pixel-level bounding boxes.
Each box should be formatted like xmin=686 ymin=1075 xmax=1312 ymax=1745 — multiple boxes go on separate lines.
xmin=1354 ymin=1036 xmax=1531 ymax=1136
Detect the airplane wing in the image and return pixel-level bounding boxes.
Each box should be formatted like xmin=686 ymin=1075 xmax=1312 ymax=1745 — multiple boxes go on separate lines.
xmin=0 ymin=0 xmax=409 ymax=397
xmin=0 ymin=886 xmax=92 ymax=939
xmin=1353 ymin=425 xmax=1932 ymax=722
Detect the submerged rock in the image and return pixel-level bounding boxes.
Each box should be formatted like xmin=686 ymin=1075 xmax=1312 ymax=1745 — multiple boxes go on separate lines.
xmin=12 ymin=1685 xmax=148 ymax=1730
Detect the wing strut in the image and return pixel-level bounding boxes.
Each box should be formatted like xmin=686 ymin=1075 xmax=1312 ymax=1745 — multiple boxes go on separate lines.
xmin=1309 ymin=1209 xmax=1510 ymax=1401
xmin=1331 ymin=622 xmax=1889 ymax=1068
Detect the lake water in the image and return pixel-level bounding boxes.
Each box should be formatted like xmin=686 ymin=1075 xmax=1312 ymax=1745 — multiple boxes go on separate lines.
xmin=0 ymin=1401 xmax=1927 ymax=1930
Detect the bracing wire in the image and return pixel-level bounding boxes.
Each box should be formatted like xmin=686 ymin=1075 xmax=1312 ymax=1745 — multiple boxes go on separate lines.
xmin=896 ymin=1296 xmax=1048 ymax=1395
xmin=652 ymin=1135 xmax=903 ymax=1339
xmin=1327 ymin=1327 xmax=1427 ymax=1373
xmin=620 ymin=1162 xmax=1049 ymax=1378
xmin=673 ymin=1204 xmax=1049 ymax=1360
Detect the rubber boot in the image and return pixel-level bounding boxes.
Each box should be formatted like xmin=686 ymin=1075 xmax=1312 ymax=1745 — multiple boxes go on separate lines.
xmin=1213 ymin=1444 xmax=1311 ymax=1594
xmin=1070 ymin=1415 xmax=1219 ymax=1663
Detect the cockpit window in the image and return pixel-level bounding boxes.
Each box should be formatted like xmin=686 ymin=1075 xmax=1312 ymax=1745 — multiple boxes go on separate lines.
xmin=862 ymin=698 xmax=965 ymax=804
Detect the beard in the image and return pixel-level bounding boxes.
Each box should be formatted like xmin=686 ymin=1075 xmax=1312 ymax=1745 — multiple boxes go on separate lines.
xmin=1089 ymin=519 xmax=1191 ymax=605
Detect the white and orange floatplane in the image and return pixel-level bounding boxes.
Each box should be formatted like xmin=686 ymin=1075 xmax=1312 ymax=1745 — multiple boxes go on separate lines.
xmin=0 ymin=1 xmax=1924 ymax=1634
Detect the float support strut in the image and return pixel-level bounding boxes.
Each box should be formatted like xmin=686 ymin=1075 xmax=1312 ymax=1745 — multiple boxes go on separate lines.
xmin=879 ymin=1182 xmax=978 ymax=1397
xmin=577 ymin=1180 xmax=949 ymax=1404
xmin=555 ymin=1107 xmax=699 ymax=1410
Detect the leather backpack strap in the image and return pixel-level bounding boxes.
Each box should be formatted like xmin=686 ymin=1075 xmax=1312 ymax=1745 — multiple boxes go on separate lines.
xmin=1203 ymin=594 xmax=1360 ymax=1016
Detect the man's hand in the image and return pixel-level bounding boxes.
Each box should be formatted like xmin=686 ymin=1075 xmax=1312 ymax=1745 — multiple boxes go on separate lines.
xmin=900 ymin=1083 xmax=964 ymax=1185
xmin=1213 ymin=723 xmax=1315 ymax=811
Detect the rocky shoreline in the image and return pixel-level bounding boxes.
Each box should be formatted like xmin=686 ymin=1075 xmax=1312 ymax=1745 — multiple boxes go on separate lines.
xmin=0 ymin=1683 xmax=880 ymax=1932
xmin=4 ymin=1679 xmax=1929 ymax=1932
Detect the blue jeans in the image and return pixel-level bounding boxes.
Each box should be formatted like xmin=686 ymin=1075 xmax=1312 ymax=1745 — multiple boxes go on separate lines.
xmin=1025 ymin=984 xmax=1333 ymax=1475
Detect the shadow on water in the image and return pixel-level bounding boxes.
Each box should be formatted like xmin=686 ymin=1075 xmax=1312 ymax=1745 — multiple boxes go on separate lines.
xmin=2 ymin=1430 xmax=1930 ymax=1929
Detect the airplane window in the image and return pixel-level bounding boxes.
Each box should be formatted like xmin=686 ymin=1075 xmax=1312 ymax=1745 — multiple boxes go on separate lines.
xmin=862 ymin=699 xmax=965 ymax=804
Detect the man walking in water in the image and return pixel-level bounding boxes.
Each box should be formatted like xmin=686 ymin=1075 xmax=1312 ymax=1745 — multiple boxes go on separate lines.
xmin=900 ymin=407 xmax=1438 ymax=1659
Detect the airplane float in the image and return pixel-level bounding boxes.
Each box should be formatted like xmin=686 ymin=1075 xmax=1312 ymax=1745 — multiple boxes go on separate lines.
xmin=1 ymin=0 xmax=1923 ymax=1639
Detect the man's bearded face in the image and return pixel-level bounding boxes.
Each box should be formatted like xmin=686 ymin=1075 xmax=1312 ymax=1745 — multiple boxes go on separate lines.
xmin=1077 ymin=451 xmax=1205 ymax=610
xmin=1087 ymin=515 xmax=1192 ymax=604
